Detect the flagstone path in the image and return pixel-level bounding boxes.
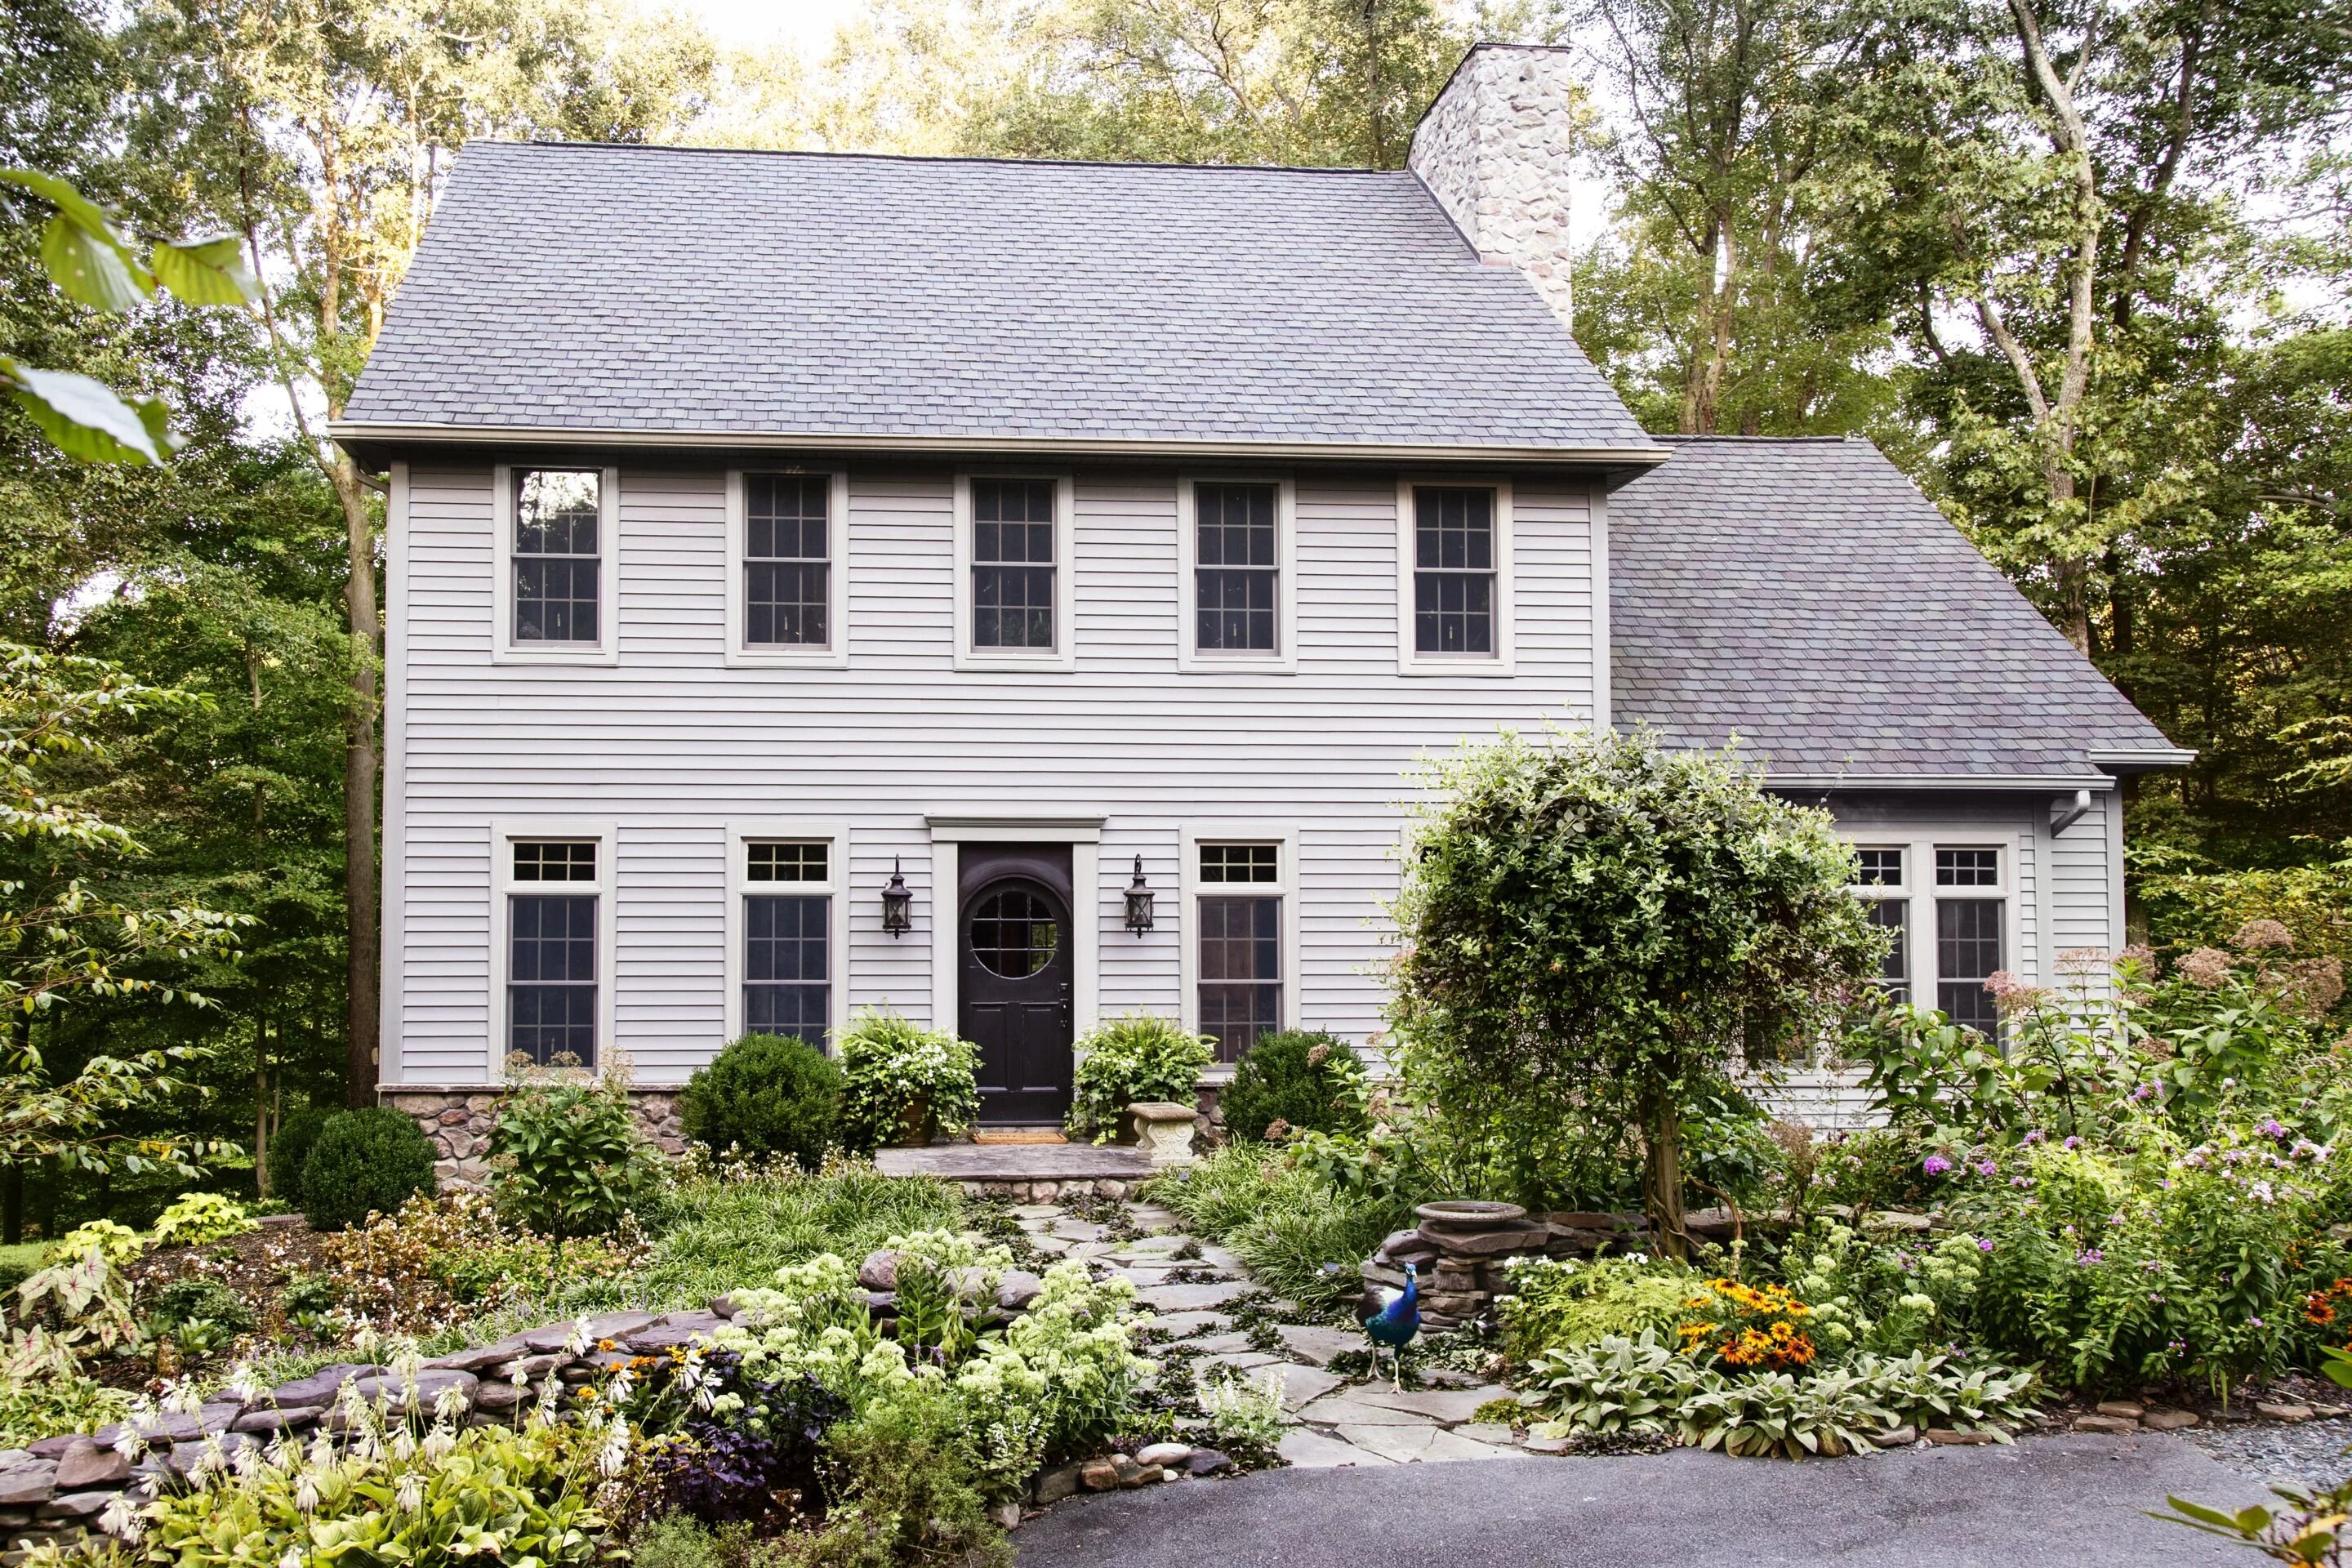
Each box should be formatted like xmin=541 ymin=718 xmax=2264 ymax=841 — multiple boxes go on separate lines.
xmin=1006 ymin=1200 xmax=1533 ymax=1469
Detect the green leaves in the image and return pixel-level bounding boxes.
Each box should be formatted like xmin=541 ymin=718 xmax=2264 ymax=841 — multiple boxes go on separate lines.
xmin=0 ymin=164 xmax=258 ymax=465
xmin=149 ymin=233 xmax=259 ymax=306
xmin=0 ymin=359 xmax=177 ymax=465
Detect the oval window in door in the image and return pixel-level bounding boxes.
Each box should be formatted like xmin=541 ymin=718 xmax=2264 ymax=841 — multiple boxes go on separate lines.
xmin=970 ymin=886 xmax=1060 ymax=978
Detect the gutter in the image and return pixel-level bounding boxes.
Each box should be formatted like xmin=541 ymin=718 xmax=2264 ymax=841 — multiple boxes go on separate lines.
xmin=326 ymin=420 xmax=1675 ymax=474
xmin=1762 ymin=773 xmax=2118 ymax=792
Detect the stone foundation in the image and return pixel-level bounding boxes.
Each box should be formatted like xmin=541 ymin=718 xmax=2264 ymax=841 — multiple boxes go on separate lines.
xmin=381 ymin=1089 xmax=686 ymax=1192
xmin=951 ymin=1178 xmax=1138 ymax=1202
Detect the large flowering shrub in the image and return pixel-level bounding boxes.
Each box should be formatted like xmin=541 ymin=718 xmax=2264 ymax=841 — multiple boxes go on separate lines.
xmin=835 ymin=1010 xmax=980 ymax=1153
xmin=1930 ymin=1130 xmax=2345 ymax=1395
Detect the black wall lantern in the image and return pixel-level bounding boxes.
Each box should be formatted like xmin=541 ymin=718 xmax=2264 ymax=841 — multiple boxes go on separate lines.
xmin=880 ymin=858 xmax=913 ymax=938
xmin=1124 ymin=855 xmax=1155 ymax=938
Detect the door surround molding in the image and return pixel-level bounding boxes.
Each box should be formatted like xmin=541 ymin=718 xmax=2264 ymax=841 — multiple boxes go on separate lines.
xmin=925 ymin=816 xmax=1100 ymax=1054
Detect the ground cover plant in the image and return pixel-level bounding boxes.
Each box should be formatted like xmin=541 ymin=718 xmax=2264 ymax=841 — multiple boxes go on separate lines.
xmin=1144 ymin=1143 xmax=1421 ymax=1312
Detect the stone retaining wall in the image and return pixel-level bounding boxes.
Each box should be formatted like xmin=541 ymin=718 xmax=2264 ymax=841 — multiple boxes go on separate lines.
xmin=382 ymin=1089 xmax=686 ymax=1190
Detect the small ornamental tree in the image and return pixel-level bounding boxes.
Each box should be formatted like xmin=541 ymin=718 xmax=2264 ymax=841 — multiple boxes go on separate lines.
xmin=1388 ymin=728 xmax=1881 ymax=1255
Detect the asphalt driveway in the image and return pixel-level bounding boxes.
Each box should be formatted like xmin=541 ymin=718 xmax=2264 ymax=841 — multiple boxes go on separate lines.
xmin=1014 ymin=1432 xmax=2270 ymax=1568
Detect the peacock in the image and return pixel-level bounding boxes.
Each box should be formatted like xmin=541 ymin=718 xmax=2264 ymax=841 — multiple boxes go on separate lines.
xmin=1355 ymin=1260 xmax=1420 ymax=1391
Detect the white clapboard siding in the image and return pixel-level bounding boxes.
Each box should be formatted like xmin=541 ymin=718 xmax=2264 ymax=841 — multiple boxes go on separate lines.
xmin=390 ymin=464 xmax=1599 ymax=1084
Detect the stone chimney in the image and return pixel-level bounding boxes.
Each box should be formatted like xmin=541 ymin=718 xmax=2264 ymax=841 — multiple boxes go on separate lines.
xmin=1406 ymin=44 xmax=1580 ymax=331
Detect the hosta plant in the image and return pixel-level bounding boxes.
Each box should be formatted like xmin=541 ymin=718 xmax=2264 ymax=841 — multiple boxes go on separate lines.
xmin=1525 ymin=1330 xmax=1709 ymax=1441
xmin=1678 ymin=1366 xmax=1897 ymax=1460
xmin=148 ymin=1191 xmax=254 ymax=1249
xmin=1067 ymin=1014 xmax=1212 ymax=1143
xmin=1199 ymin=1366 xmax=1286 ymax=1468
xmin=1850 ymin=1350 xmax=2038 ymax=1437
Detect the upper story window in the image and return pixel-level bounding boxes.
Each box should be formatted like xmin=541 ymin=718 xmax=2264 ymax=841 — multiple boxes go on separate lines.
xmin=514 ymin=470 xmax=600 ymax=644
xmin=973 ymin=479 xmax=1056 ymax=649
xmin=955 ymin=474 xmax=1074 ymax=670
xmin=746 ymin=476 xmax=830 ymax=648
xmin=728 ymin=470 xmax=848 ymax=667
xmin=495 ymin=465 xmax=617 ymax=663
xmin=1178 ymin=477 xmax=1297 ymax=673
xmin=1396 ymin=481 xmax=1513 ymax=675
xmin=1196 ymin=483 xmax=1276 ymax=653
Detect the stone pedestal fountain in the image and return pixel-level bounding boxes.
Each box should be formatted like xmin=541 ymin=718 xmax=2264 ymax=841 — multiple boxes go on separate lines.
xmin=1361 ymin=1200 xmax=1652 ymax=1327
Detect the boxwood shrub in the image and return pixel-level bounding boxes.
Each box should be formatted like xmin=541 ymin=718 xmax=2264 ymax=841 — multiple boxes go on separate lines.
xmin=1217 ymin=1028 xmax=1370 ymax=1144
xmin=299 ymin=1107 xmax=438 ymax=1232
xmin=678 ymin=1033 xmax=843 ymax=1169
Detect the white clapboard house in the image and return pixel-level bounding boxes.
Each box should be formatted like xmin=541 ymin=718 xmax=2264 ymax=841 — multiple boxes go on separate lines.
xmin=335 ymin=44 xmax=2188 ymax=1142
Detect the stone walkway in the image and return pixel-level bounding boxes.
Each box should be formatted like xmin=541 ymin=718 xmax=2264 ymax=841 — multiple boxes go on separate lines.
xmin=1008 ymin=1200 xmax=1526 ymax=1469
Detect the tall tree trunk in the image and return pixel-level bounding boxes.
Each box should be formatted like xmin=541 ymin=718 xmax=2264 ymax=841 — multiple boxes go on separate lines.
xmin=334 ymin=452 xmax=381 ymax=1107
xmin=2 ymin=1016 xmax=23 ymax=1243
xmin=1640 ymin=1083 xmax=1690 ymax=1260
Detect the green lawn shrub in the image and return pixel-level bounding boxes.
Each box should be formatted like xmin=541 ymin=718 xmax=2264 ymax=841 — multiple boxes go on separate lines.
xmin=490 ymin=1066 xmax=663 ymax=1241
xmin=678 ymin=1034 xmax=841 ymax=1170
xmin=298 ymin=1107 xmax=437 ymax=1232
xmin=1217 ymin=1028 xmax=1370 ymax=1145
xmin=263 ymin=1105 xmax=335 ymax=1206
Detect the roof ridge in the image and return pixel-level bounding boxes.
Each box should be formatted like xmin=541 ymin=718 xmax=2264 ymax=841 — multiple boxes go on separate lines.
xmin=1655 ymin=433 xmax=1860 ymax=444
xmin=461 ymin=139 xmax=1415 ymax=180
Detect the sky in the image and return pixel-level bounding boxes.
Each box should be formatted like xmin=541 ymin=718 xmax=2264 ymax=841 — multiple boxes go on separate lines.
xmin=674 ymin=0 xmax=863 ymax=52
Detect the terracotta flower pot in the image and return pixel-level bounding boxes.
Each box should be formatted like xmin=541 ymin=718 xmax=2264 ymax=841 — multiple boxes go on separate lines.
xmin=895 ymin=1095 xmax=937 ymax=1147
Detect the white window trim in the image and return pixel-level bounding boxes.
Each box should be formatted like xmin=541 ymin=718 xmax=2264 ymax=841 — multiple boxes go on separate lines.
xmin=492 ymin=464 xmax=621 ymax=665
xmin=724 ymin=468 xmax=851 ymax=669
xmin=1174 ymin=474 xmax=1298 ymax=674
xmin=1178 ymin=824 xmax=1303 ymax=1075
xmin=488 ymin=821 xmax=618 ymax=1080
xmin=1396 ymin=476 xmax=1515 ymax=677
xmin=952 ymin=472 xmax=1077 ymax=672
xmin=724 ymin=822 xmax=851 ymax=1050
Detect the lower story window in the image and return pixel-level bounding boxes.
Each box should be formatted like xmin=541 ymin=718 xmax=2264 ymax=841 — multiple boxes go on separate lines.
xmin=1198 ymin=894 xmax=1281 ymax=1062
xmin=745 ymin=893 xmax=830 ymax=1044
xmin=1937 ymin=898 xmax=2002 ymax=1036
xmin=1866 ymin=898 xmax=1909 ymax=1005
xmin=509 ymin=893 xmax=596 ymax=1066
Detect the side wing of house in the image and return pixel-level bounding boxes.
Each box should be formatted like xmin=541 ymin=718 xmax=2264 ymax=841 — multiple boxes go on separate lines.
xmin=1609 ymin=436 xmax=2187 ymax=1124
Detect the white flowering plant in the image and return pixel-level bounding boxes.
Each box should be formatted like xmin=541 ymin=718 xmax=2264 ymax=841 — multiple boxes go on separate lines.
xmin=835 ymin=1009 xmax=981 ymax=1153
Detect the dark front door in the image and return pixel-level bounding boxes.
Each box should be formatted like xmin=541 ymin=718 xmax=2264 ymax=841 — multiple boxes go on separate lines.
xmin=960 ymin=844 xmax=1074 ymax=1124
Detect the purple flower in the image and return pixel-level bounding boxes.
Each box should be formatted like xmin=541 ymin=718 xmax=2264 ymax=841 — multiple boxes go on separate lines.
xmin=2252 ymin=1317 xmax=2265 ymax=1329
xmin=2063 ymin=1136 xmax=2082 ymax=1150
xmin=2132 ymin=1085 xmax=2156 ymax=1102
xmin=2075 ymin=1248 xmax=2104 ymax=1266
xmin=2023 ymin=1129 xmax=2047 ymax=1145
xmin=1923 ymin=1155 xmax=1953 ymax=1176
xmin=2260 ymin=1119 xmax=2287 ymax=1139
xmin=1977 ymin=1238 xmax=1995 ymax=1253
xmin=1975 ymin=1160 xmax=1998 ymax=1177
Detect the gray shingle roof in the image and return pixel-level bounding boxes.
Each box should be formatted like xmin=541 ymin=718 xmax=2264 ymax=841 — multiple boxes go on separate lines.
xmin=343 ymin=142 xmax=1656 ymax=455
xmin=1610 ymin=437 xmax=2183 ymax=782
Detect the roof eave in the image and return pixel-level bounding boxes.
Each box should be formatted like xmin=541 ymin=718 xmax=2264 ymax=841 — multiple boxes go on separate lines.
xmin=327 ymin=419 xmax=1674 ymax=474
xmin=1761 ymin=772 xmax=2119 ymax=792
xmin=2090 ymin=746 xmax=2196 ymax=772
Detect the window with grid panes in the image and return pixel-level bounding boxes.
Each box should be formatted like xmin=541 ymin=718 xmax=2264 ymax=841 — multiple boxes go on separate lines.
xmin=744 ymin=841 xmax=830 ymax=1045
xmin=1197 ymin=843 xmax=1281 ymax=1061
xmin=1195 ymin=483 xmax=1277 ymax=653
xmin=507 ymin=840 xmax=597 ymax=1066
xmin=1412 ymin=487 xmax=1496 ymax=656
xmin=513 ymin=470 xmax=600 ymax=644
xmin=1934 ymin=849 xmax=2002 ymax=1035
xmin=745 ymin=474 xmax=831 ymax=648
xmin=971 ymin=479 xmax=1056 ymax=649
